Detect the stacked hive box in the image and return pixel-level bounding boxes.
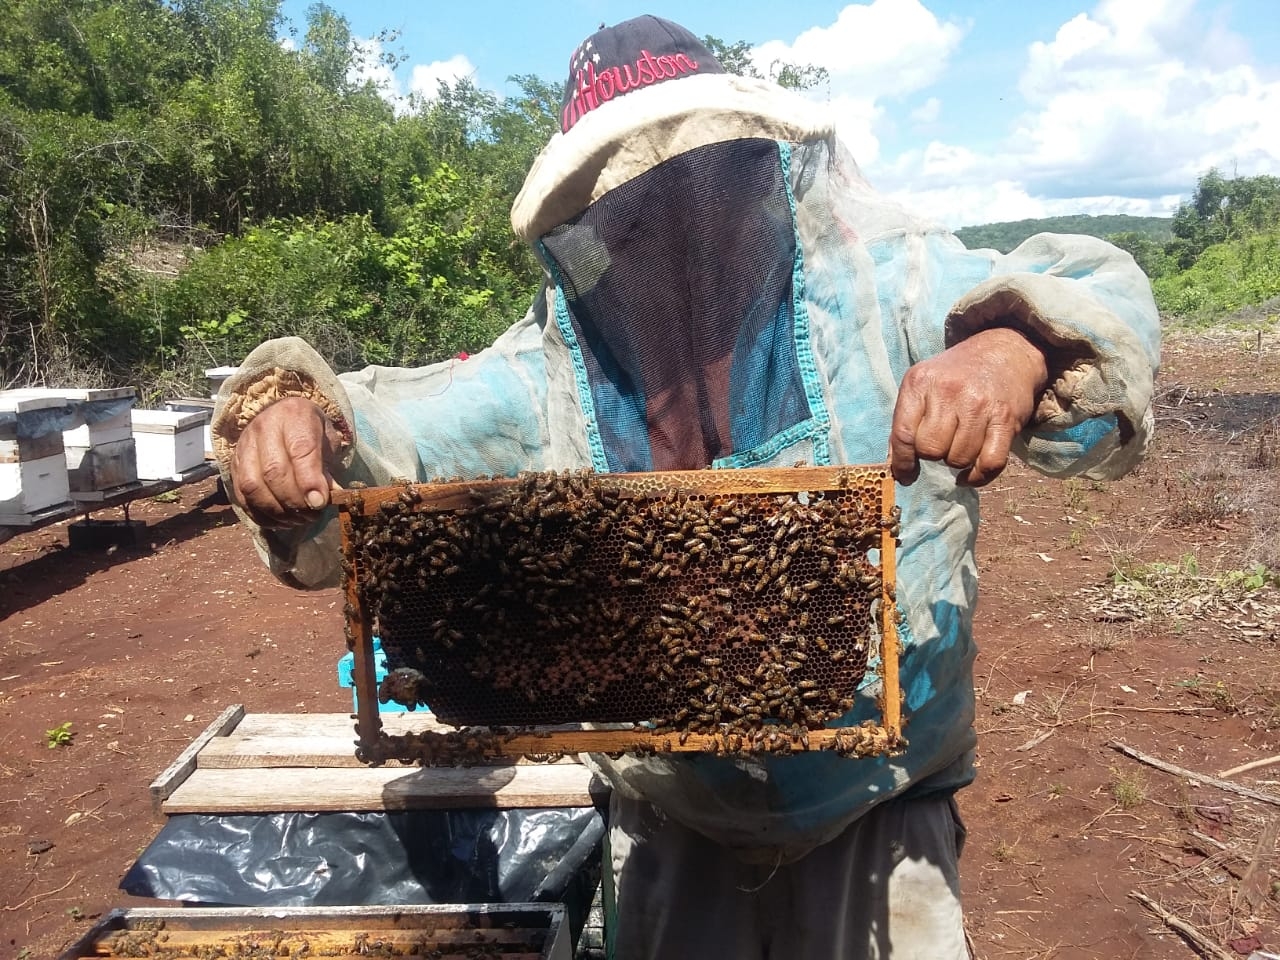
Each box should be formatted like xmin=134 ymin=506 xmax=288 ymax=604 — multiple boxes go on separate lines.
xmin=3 ymin=387 xmax=140 ymax=500
xmin=204 ymin=366 xmax=238 ymax=457
xmin=0 ymin=392 xmax=75 ymax=524
xmin=61 ymin=387 xmax=139 ymax=497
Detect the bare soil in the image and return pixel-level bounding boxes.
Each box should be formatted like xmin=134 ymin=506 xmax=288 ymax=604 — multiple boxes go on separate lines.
xmin=3 ymin=330 xmax=1280 ymax=960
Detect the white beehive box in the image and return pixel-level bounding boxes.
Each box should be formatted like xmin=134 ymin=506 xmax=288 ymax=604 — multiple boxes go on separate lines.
xmin=205 ymin=366 xmax=239 ymax=400
xmin=163 ymin=398 xmax=216 ymax=459
xmin=132 ymin=409 xmax=211 ymax=480
xmin=0 ymin=392 xmax=73 ymax=520
xmin=4 ymin=386 xmax=137 ymax=446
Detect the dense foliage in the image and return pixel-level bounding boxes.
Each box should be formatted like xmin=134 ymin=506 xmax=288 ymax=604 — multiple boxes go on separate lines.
xmin=953 ymin=215 xmax=1172 ymax=254
xmin=1148 ymin=170 xmax=1280 ymax=324
xmin=0 ymin=0 xmax=554 ymax=394
xmin=1 ymin=1 xmax=1277 ymax=396
xmin=953 ymin=175 xmax=1280 ymax=327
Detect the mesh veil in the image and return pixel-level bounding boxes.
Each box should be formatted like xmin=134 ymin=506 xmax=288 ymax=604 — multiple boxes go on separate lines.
xmin=539 ymin=138 xmax=812 ymax=472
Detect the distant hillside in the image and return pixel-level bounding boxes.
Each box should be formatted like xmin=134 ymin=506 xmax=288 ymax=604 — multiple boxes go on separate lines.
xmin=954 ymin=215 xmax=1173 ymax=253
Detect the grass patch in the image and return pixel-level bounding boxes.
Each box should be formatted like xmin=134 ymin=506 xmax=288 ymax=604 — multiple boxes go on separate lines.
xmin=1109 ymin=768 xmax=1146 ymax=810
xmin=992 ymin=838 xmax=1018 ymax=862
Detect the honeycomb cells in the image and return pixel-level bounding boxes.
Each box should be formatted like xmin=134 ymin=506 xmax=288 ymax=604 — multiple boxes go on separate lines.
xmin=344 ymin=469 xmax=889 ymax=733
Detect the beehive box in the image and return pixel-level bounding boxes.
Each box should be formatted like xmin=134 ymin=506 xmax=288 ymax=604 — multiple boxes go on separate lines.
xmin=65 ymin=438 xmax=138 ymax=495
xmin=3 ymin=386 xmax=137 ymax=446
xmin=163 ymin=397 xmax=216 ymax=458
xmin=206 ymin=364 xmax=239 ymax=399
xmin=0 ymin=392 xmax=73 ymax=522
xmin=58 ymin=386 xmax=137 ymax=446
xmin=57 ymin=903 xmax=572 ymax=960
xmin=132 ymin=408 xmax=211 ymax=479
xmin=337 ymin=466 xmax=903 ymax=765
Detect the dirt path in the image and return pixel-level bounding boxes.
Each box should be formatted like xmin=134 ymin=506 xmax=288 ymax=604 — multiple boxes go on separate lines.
xmin=3 ymin=332 xmax=1279 ymax=959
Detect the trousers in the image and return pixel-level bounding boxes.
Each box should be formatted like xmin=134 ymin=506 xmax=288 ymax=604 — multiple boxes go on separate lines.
xmin=603 ymin=790 xmax=968 ymax=960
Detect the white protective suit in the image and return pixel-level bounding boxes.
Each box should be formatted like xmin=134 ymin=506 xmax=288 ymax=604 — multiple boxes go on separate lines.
xmin=213 ymin=22 xmax=1159 ymax=959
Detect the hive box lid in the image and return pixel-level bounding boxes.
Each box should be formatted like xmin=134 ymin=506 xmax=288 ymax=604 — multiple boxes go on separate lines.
xmin=131 ymin=408 xmax=212 ymax=434
xmin=0 ymin=392 xmax=71 ymax=415
xmin=3 ymin=385 xmax=137 ymax=403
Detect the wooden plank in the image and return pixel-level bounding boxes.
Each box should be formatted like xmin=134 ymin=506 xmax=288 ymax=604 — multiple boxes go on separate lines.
xmin=230 ymin=711 xmax=449 ymax=738
xmin=148 ymin=703 xmax=245 ymax=814
xmin=70 ymin=926 xmax=547 ymax=949
xmin=231 ymin=711 xmax=358 ymax=737
xmin=0 ymin=499 xmax=76 ymax=527
xmin=67 ymin=951 xmax=543 ymax=960
xmin=880 ymin=470 xmax=902 ymax=739
xmin=0 ymin=463 xmax=218 ymax=539
xmin=161 ymin=763 xmax=597 ymax=813
xmin=206 ymin=714 xmax=898 ymax=763
xmin=197 ymin=734 xmax=369 ymax=768
xmin=198 ymin=734 xmax=584 ymax=768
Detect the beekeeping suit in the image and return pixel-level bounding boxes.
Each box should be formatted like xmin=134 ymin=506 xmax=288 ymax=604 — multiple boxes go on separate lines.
xmin=214 ymin=15 xmax=1158 ymax=958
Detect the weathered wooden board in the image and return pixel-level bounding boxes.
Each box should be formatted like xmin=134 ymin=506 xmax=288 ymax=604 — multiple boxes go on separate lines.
xmin=154 ymin=709 xmax=598 ymax=813
xmin=162 ymin=763 xmax=597 ymax=813
xmin=231 ymin=710 xmax=448 ymax=738
xmin=148 ymin=703 xmax=245 ymax=813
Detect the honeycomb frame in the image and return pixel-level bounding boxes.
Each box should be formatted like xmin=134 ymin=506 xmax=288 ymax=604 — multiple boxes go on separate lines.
xmin=335 ymin=466 xmax=903 ymax=764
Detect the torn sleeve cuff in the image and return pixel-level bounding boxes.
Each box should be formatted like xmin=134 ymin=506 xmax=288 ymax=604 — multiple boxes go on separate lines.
xmin=943 ymin=273 xmax=1156 ymax=479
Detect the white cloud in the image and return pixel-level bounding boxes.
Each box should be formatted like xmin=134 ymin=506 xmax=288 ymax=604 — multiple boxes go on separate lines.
xmin=753 ymin=0 xmax=965 ymax=101
xmin=348 ymin=38 xmax=476 ymax=114
xmin=910 ymin=96 xmax=941 ymax=125
xmin=348 ymin=37 xmax=397 ymax=95
xmin=884 ymin=179 xmax=1188 ymax=232
xmin=749 ymin=0 xmax=964 ymax=193
xmin=867 ymin=0 xmax=1280 ymax=226
xmin=830 ymin=95 xmax=885 ymax=168
xmin=408 ymin=55 xmax=477 ymax=102
xmin=1011 ymin=2 xmax=1280 ymax=197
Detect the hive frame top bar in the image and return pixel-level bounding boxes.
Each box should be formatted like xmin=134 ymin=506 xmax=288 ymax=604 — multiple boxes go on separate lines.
xmin=334 ymin=465 xmax=902 ymax=763
xmin=331 ymin=465 xmax=891 ymax=512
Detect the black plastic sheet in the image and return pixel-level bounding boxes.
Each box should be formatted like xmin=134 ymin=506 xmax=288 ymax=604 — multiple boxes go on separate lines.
xmin=123 ymin=807 xmax=604 ymax=917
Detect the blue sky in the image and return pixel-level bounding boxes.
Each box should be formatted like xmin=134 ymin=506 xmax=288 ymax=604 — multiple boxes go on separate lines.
xmin=279 ymin=0 xmax=1280 ymax=228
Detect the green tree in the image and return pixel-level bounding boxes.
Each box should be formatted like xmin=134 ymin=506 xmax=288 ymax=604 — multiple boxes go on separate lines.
xmin=702 ymin=35 xmax=829 ymax=91
xmin=1169 ymin=168 xmax=1280 ymax=268
xmin=1107 ymin=231 xmax=1173 ymax=280
xmin=1152 ymin=232 xmax=1280 ymax=323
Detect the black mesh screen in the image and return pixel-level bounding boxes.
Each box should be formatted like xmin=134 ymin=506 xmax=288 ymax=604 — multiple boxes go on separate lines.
xmin=540 ymin=138 xmax=811 ymax=473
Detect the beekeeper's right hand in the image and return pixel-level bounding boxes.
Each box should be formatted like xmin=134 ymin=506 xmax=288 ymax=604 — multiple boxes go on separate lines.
xmin=229 ymin=397 xmax=344 ymax=529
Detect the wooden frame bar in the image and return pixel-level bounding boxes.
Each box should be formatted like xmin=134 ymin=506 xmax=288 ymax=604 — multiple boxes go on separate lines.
xmin=335 ymin=465 xmax=903 ymax=761
xmin=58 ymin=904 xmax=571 ymax=960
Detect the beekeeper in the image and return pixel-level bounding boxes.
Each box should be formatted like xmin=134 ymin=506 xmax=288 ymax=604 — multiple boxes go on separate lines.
xmin=214 ymin=14 xmax=1158 ymax=958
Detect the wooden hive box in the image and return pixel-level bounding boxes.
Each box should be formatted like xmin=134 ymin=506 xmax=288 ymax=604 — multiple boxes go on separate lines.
xmin=2 ymin=387 xmax=140 ymax=497
xmin=132 ymin=408 xmax=212 ymax=480
xmin=0 ymin=391 xmax=73 ymax=522
xmin=58 ymin=903 xmax=572 ymax=960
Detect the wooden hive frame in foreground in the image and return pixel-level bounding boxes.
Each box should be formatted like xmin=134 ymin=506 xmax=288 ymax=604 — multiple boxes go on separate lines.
xmin=334 ymin=465 xmax=903 ymax=765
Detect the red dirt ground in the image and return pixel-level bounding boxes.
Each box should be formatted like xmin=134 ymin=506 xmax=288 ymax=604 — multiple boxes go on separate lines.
xmin=3 ymin=331 xmax=1279 ymax=959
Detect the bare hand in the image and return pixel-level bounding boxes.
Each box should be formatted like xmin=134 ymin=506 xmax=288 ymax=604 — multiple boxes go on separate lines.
xmin=889 ymin=327 xmax=1049 ymax=487
xmin=229 ymin=397 xmax=345 ymax=528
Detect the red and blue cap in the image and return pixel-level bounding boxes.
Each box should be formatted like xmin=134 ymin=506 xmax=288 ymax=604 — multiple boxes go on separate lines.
xmin=560 ymin=15 xmax=726 ymax=133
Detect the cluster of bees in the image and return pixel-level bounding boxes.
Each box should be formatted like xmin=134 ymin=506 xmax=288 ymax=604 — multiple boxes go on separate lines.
xmin=343 ymin=469 xmax=892 ymax=756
